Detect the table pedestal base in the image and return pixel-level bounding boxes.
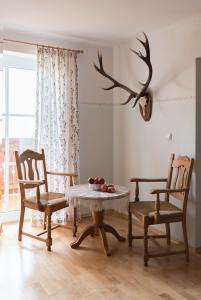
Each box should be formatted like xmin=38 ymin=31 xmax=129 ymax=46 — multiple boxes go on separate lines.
xmin=70 ymin=210 xmax=125 ymax=256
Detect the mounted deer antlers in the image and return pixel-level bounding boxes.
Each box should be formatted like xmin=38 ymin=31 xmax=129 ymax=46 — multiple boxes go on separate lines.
xmin=94 ymin=33 xmax=153 ymax=121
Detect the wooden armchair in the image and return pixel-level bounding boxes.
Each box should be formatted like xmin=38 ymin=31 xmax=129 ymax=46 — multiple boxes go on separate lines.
xmin=15 ymin=149 xmax=78 ymax=251
xmin=128 ymin=154 xmax=194 ymax=266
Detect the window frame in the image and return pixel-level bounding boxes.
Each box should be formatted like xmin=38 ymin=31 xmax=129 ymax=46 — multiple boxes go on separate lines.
xmin=0 ymin=51 xmax=36 ymax=218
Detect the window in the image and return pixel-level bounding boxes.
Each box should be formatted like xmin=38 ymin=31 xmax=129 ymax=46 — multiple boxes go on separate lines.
xmin=0 ymin=51 xmax=36 ymax=214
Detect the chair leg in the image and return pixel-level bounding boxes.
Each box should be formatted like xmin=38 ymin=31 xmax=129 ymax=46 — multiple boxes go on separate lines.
xmin=18 ymin=204 xmax=25 ymax=241
xmin=43 ymin=211 xmax=47 ymax=230
xmin=182 ymin=218 xmax=189 ymax=262
xmin=144 ymin=222 xmax=149 ymax=267
xmin=128 ymin=209 xmax=133 ymax=247
xmin=72 ymin=207 xmax=77 ymax=237
xmin=165 ymin=223 xmax=171 ymax=245
xmin=46 ymin=211 xmax=52 ymax=252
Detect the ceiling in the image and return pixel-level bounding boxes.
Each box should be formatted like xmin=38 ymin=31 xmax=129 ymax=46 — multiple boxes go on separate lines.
xmin=2 ymin=0 xmax=201 ymax=43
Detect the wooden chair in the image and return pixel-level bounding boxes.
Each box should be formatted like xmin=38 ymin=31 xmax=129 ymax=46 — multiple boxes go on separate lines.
xmin=128 ymin=154 xmax=194 ymax=266
xmin=15 ymin=149 xmax=78 ymax=251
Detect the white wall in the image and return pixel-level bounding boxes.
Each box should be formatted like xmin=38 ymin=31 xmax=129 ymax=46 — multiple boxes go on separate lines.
xmin=74 ymin=41 xmax=113 ymax=183
xmin=113 ymin=15 xmax=201 ymax=247
xmin=2 ymin=28 xmax=114 ymax=184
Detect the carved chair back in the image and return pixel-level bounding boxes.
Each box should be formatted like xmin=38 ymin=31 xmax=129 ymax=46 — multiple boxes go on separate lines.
xmin=166 ymin=154 xmax=194 ymax=211
xmin=15 ymin=149 xmax=48 ymax=197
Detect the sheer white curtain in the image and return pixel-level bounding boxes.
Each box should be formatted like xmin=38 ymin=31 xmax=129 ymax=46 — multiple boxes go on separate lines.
xmin=33 ymin=46 xmax=80 ymax=225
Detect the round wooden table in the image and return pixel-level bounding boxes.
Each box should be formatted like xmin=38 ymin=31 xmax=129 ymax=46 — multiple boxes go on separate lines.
xmin=66 ymin=184 xmax=130 ymax=256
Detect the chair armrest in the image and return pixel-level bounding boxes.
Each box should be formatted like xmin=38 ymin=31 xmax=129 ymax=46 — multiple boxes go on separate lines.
xmin=130 ymin=178 xmax=167 ymax=202
xmin=46 ymin=171 xmax=78 ymax=177
xmin=130 ymin=178 xmax=167 ymax=183
xmin=151 ymin=188 xmax=188 ymax=194
xmin=18 ymin=179 xmax=45 ymax=186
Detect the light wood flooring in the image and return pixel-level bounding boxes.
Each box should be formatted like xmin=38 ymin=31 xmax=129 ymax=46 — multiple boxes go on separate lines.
xmin=1 ymin=212 xmax=201 ymax=300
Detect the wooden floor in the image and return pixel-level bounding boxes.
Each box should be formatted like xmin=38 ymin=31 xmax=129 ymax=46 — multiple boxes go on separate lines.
xmin=1 ymin=212 xmax=201 ymax=300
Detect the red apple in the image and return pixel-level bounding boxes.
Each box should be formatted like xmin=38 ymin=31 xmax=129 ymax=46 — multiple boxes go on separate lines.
xmin=88 ymin=177 xmax=95 ymax=184
xmin=98 ymin=177 xmax=105 ymax=184
xmin=107 ymin=186 xmax=115 ymax=193
xmin=94 ymin=177 xmax=99 ymax=184
xmin=100 ymin=184 xmax=108 ymax=192
xmin=107 ymin=184 xmax=114 ymax=188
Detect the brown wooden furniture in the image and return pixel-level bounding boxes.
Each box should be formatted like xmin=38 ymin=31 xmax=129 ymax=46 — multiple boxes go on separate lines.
xmin=68 ymin=184 xmax=129 ymax=255
xmin=128 ymin=154 xmax=194 ymax=266
xmin=15 ymin=149 xmax=78 ymax=251
xmin=71 ymin=209 xmax=126 ymax=256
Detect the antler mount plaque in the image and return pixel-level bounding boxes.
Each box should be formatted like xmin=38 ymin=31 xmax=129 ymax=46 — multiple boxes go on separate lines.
xmin=94 ymin=33 xmax=153 ymax=121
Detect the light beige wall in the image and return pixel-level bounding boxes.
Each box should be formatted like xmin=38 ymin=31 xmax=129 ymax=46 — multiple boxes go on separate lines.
xmin=113 ymin=15 xmax=201 ymax=247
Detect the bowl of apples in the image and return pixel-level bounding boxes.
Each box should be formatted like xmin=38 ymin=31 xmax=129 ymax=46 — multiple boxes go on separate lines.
xmin=88 ymin=176 xmax=105 ymax=191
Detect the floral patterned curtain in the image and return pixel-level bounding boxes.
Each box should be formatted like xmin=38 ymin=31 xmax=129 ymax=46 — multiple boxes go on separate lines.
xmin=33 ymin=46 xmax=80 ymax=225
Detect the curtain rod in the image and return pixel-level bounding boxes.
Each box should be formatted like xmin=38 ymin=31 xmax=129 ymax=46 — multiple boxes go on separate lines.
xmin=2 ymin=38 xmax=84 ymax=54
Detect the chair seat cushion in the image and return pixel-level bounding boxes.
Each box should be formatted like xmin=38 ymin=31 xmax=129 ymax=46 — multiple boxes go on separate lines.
xmin=24 ymin=192 xmax=68 ymax=211
xmin=130 ymin=201 xmax=182 ymax=224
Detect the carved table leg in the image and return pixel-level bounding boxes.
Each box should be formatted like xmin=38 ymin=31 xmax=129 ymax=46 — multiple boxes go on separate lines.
xmin=103 ymin=223 xmax=126 ymax=242
xmin=70 ymin=225 xmax=94 ymax=249
xmin=99 ymin=227 xmax=111 ymax=256
xmin=90 ymin=227 xmax=99 ymax=237
xmin=70 ymin=210 xmax=125 ymax=255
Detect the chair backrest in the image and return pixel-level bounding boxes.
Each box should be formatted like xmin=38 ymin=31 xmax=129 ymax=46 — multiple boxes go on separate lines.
xmin=15 ymin=149 xmax=48 ymax=192
xmin=166 ymin=154 xmax=194 ymax=209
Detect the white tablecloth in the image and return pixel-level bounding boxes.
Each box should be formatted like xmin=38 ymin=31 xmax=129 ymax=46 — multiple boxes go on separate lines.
xmin=66 ymin=184 xmax=130 ymax=212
